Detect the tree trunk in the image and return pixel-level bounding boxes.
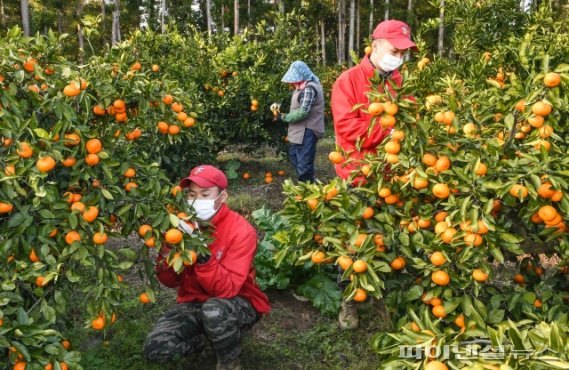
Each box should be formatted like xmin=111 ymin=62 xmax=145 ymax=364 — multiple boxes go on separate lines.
xmin=76 ymin=0 xmax=84 ymax=63
xmin=337 ymin=0 xmax=345 ymax=64
xmin=247 ymin=0 xmax=251 ymax=28
xmin=438 ymin=0 xmax=445 ymax=56
xmin=234 ymin=0 xmax=239 ymax=35
xmin=348 ymin=0 xmax=355 ymax=64
xmin=221 ymin=1 xmax=225 ymax=33
xmin=20 ymin=0 xmax=30 ymax=36
xmin=206 ymin=0 xmax=213 ymax=37
xmin=356 ymin=0 xmax=360 ymax=54
xmin=369 ymin=0 xmax=374 ymax=36
xmin=384 ymin=0 xmax=389 ymax=20
xmin=321 ymin=21 xmax=326 ymax=66
xmin=112 ymin=0 xmax=121 ymax=46
xmin=0 ymin=0 xmax=6 ymax=27
xmin=160 ymin=0 xmax=166 ymax=34
xmin=407 ymin=0 xmax=413 ymax=26
xmin=57 ymin=10 xmax=63 ymax=33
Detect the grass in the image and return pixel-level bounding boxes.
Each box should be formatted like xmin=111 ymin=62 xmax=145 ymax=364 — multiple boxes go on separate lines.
xmin=64 ymin=135 xmax=391 ymax=369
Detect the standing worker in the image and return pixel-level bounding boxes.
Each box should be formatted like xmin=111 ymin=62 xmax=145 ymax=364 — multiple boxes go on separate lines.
xmin=271 ymin=61 xmax=325 ymax=183
xmin=331 ymin=19 xmax=417 ymax=186
xmin=331 ymin=20 xmax=417 ymax=329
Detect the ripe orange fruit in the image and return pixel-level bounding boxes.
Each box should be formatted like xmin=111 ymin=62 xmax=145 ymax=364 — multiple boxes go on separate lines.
xmin=217 ymin=90 xmax=225 ymax=97
xmin=328 ymin=151 xmax=344 ymax=164
xmin=390 ymin=256 xmax=406 ymax=270
xmin=544 ymin=72 xmax=561 ymax=87
xmin=379 ymin=114 xmax=396 ymax=127
xmin=378 ymin=187 xmax=391 ymax=198
xmin=183 ymin=117 xmax=196 ymax=127
xmin=13 ymin=361 xmax=27 ymax=370
xmin=534 ymin=298 xmax=543 ymax=308
xmin=454 ymin=313 xmax=465 ymax=328
xmin=534 ymin=140 xmax=551 ymax=151
xmin=367 ymin=102 xmax=384 ymax=116
xmin=425 ymin=361 xmax=448 ymax=370
xmin=430 ymin=251 xmax=446 ymax=266
xmin=440 ymin=227 xmax=457 ymax=243
xmin=472 ymin=268 xmax=488 ymax=282
xmin=36 ymin=156 xmax=56 ymax=173
xmin=86 ymin=138 xmax=102 ymax=154
xmin=391 ymin=130 xmax=405 ymax=140
xmin=165 ymin=228 xmax=183 ymax=244
xmin=124 ymin=168 xmax=136 ymax=178
xmin=131 ymin=61 xmax=142 ymax=71
xmin=434 ymin=211 xmax=448 ymax=223
xmin=311 ymin=251 xmax=326 ymax=264
xmin=551 ymin=190 xmax=563 ymax=202
xmin=171 ymin=102 xmax=183 ymax=113
xmin=324 ymin=188 xmax=338 ymax=201
xmin=124 ymin=182 xmax=138 ymax=192
xmin=85 ymin=153 xmax=100 ymax=166
xmin=464 ymin=233 xmax=483 ymax=247
xmin=432 ymin=304 xmax=446 ymax=318
xmin=513 ymin=273 xmax=525 ymax=284
xmin=413 ymin=177 xmax=429 ymax=190
xmin=514 ymin=99 xmax=526 ymax=111
xmin=509 ymin=184 xmax=528 ymax=199
xmin=538 ymin=205 xmax=558 ymax=222
xmin=532 ymin=101 xmax=552 ymax=116
xmin=63 ymin=83 xmax=81 ymax=97
xmin=35 ymin=276 xmax=45 ymax=287
xmin=307 ymin=199 xmax=319 ymax=210
xmin=65 ymin=231 xmax=81 ymax=245
xmin=337 ymin=256 xmax=353 ymax=271
xmin=162 ymin=94 xmax=174 ymax=105
xmin=93 ymin=232 xmax=108 ymax=245
xmin=362 ymin=207 xmax=374 ymax=219
xmin=29 ymin=248 xmax=40 ymax=263
xmin=16 ymin=141 xmax=34 ymax=158
xmin=383 ymin=101 xmax=399 ymax=116
xmin=364 ymin=46 xmax=372 ymax=55
xmin=537 ymin=183 xmax=555 ymax=198
xmin=91 ymin=316 xmax=105 ymax=330
xmin=139 ymin=292 xmax=151 ymax=304
xmin=62 ymin=157 xmax=77 ymax=167
xmin=353 ymin=288 xmax=367 ymax=302
xmin=373 ymin=234 xmax=385 ymax=248
xmin=82 ymin=206 xmax=99 ymax=223
xmin=474 ymin=163 xmax=487 ymax=176
xmin=352 ymin=260 xmax=368 ymax=273
xmin=432 ymin=183 xmax=450 ymax=199
xmin=528 ymin=115 xmax=544 ymax=128
xmin=431 ymin=270 xmax=450 ymax=286
xmin=145 ymin=237 xmax=156 ymax=248
xmin=152 ymin=64 xmax=160 ymax=72
xmin=361 ymin=165 xmax=371 ymax=176
xmin=442 ymin=111 xmax=455 ymax=125
xmin=384 ymin=140 xmax=400 ymax=154
xmin=434 ymin=156 xmax=451 ymax=171
xmin=354 ymin=233 xmax=368 ymax=248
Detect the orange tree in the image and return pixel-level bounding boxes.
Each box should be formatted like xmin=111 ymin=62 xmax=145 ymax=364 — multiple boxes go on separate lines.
xmin=269 ymin=4 xmax=569 ymax=369
xmin=117 ymin=13 xmax=318 ymax=160
xmin=0 ymin=28 xmax=212 ymax=368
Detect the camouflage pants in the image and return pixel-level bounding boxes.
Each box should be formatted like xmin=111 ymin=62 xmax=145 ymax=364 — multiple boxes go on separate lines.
xmin=143 ymin=296 xmax=260 ymax=364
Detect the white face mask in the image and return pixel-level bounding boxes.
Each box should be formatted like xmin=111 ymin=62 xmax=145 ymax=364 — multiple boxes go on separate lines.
xmin=378 ymin=53 xmax=403 ymax=72
xmin=188 ymin=194 xmax=222 ymax=221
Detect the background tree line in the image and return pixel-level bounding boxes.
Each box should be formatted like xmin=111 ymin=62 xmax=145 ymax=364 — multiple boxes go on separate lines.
xmin=1 ymin=0 xmax=568 ymax=65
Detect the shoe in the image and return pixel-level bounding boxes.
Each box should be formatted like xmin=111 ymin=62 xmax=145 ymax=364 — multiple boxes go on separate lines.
xmin=216 ymin=359 xmax=241 ymax=370
xmin=338 ymin=300 xmax=359 ymax=330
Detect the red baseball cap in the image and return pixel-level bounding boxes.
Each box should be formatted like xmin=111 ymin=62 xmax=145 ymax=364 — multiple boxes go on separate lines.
xmin=180 ymin=165 xmax=228 ymax=190
xmin=372 ymin=20 xmax=417 ymax=51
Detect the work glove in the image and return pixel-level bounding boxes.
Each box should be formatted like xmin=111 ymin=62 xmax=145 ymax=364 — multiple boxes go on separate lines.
xmin=270 ymin=103 xmax=281 ymax=115
xmin=178 ymin=220 xmax=196 ymax=235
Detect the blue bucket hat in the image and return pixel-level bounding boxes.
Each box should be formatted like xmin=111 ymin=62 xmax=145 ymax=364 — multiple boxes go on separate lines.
xmin=281 ymin=61 xmax=320 ymax=84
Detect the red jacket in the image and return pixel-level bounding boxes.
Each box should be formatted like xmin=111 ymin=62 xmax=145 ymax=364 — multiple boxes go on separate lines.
xmin=155 ymin=204 xmax=271 ymax=314
xmin=331 ymin=56 xmax=403 ymax=182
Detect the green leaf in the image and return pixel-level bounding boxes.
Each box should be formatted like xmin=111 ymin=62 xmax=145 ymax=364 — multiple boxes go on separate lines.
xmin=297 ymin=272 xmax=342 ymax=315
xmin=101 ymin=188 xmax=113 ymax=200
xmin=404 ymin=285 xmax=423 ymax=301
xmin=33 ymin=128 xmax=50 ymax=139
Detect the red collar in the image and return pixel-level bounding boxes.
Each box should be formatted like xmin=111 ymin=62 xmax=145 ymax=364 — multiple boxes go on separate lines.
xmin=361 ymin=56 xmax=376 ymax=76
xmin=210 ymin=203 xmax=229 ymax=225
